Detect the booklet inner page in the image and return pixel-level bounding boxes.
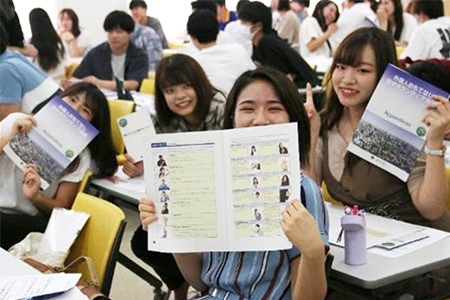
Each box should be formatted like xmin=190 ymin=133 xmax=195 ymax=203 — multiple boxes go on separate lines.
xmin=145 ymin=131 xmax=227 ymax=253
xmin=224 ymin=123 xmax=300 ymax=251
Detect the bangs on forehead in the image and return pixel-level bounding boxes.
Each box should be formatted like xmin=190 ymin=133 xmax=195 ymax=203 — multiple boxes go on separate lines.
xmin=159 ymin=70 xmax=191 ymax=89
xmin=335 ymin=40 xmax=369 ymax=67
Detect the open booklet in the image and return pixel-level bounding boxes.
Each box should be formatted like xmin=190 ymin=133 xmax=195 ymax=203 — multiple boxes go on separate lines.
xmin=3 ymin=97 xmax=98 ymax=189
xmin=144 ymin=123 xmax=300 ymax=253
xmin=348 ymin=64 xmax=450 ymax=181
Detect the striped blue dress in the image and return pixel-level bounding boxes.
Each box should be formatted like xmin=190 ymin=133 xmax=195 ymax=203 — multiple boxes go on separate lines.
xmin=200 ymin=175 xmax=329 ymax=300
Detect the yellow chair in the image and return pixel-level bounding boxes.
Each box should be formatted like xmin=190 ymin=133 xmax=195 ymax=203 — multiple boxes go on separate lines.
xmin=140 ymin=78 xmax=155 ymax=95
xmin=77 ymin=169 xmax=93 ymax=193
xmin=108 ymin=99 xmax=135 ymax=164
xmin=66 ymin=193 xmax=126 ymax=295
xmin=321 ymin=182 xmax=342 ymax=206
xmin=65 ymin=62 xmax=80 ymax=79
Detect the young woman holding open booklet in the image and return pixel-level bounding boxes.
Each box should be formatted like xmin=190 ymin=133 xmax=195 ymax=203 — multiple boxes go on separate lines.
xmin=306 ymin=27 xmax=450 ymax=298
xmin=138 ymin=67 xmax=329 ymax=300
xmin=0 ymin=82 xmax=117 ymax=249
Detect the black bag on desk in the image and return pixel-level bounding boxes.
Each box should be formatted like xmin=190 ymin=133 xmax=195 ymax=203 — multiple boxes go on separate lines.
xmin=115 ymin=77 xmax=134 ymax=101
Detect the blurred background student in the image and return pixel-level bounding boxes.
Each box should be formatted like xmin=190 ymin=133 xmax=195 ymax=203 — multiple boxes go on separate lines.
xmin=58 ymin=8 xmax=92 ymax=58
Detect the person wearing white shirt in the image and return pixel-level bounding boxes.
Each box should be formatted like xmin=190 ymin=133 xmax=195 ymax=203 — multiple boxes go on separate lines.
xmin=187 ymin=9 xmax=255 ymax=95
xmin=58 ymin=8 xmax=92 ymax=58
xmin=300 ymin=0 xmax=339 ymax=61
xmin=329 ymin=0 xmax=377 ymax=49
xmin=401 ymin=0 xmax=450 ymax=60
xmin=376 ymin=0 xmax=417 ymax=46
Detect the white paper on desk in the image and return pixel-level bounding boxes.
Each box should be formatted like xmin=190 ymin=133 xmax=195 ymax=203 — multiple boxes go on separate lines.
xmin=145 ymin=123 xmax=300 ymax=253
xmin=0 ymin=273 xmax=80 ymax=300
xmin=3 ymin=97 xmax=98 ymax=189
xmin=37 ymin=209 xmax=89 ymax=255
xmin=368 ymin=228 xmax=450 ymax=258
xmin=117 ymin=110 xmax=156 ymax=162
xmin=327 ymin=203 xmax=426 ymax=248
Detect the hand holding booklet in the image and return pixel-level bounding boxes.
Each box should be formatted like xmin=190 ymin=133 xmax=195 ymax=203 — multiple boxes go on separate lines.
xmin=3 ymin=97 xmax=98 ymax=189
xmin=144 ymin=123 xmax=300 ymax=253
xmin=348 ymin=64 xmax=450 ymax=181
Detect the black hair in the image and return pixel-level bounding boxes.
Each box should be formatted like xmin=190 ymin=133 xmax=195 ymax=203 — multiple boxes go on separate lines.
xmin=187 ymin=9 xmax=218 ymax=43
xmin=278 ymin=0 xmax=291 ymax=11
xmin=224 ymin=67 xmax=311 ymax=167
xmin=215 ymin=0 xmax=226 ymax=6
xmin=321 ymin=28 xmax=397 ymax=132
xmin=0 ymin=22 xmax=8 ymax=54
xmin=155 ymin=54 xmax=218 ymax=128
xmin=312 ymin=0 xmax=340 ymax=32
xmin=236 ymin=0 xmax=250 ymax=16
xmin=239 ymin=1 xmax=273 ymax=34
xmin=60 ymin=83 xmax=118 ymax=177
xmin=103 ymin=10 xmax=135 ymax=33
xmin=129 ymin=0 xmax=147 ymax=10
xmin=411 ymin=0 xmax=443 ymax=19
xmin=191 ymin=1 xmax=218 ymax=16
xmin=407 ymin=61 xmax=450 ymax=93
xmin=59 ymin=8 xmax=81 ymax=38
xmin=348 ymin=0 xmax=364 ymax=3
xmin=29 ymin=8 xmax=65 ymax=72
xmin=292 ymin=0 xmax=310 ymax=7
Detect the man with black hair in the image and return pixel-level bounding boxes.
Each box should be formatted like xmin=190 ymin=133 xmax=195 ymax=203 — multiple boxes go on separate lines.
xmin=0 ymin=23 xmax=59 ymax=120
xmin=190 ymin=0 xmax=218 ymax=15
xmin=187 ymin=9 xmax=255 ymax=94
xmin=129 ymin=0 xmax=168 ymax=49
xmin=401 ymin=0 xmax=450 ymax=60
xmin=239 ymin=1 xmax=320 ymax=88
xmin=73 ymin=11 xmax=148 ymax=91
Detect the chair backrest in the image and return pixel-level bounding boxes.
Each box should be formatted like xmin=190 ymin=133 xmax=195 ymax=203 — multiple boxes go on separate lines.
xmin=67 ymin=192 xmax=126 ymax=295
xmin=108 ymin=99 xmax=135 ymax=155
xmin=140 ymin=78 xmax=155 ymax=95
xmin=66 ymin=62 xmax=80 ymax=79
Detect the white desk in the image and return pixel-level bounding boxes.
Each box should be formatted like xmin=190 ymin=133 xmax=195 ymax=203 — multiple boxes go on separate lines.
xmin=0 ymin=248 xmax=87 ymax=299
xmin=87 ymin=176 xmax=450 ymax=292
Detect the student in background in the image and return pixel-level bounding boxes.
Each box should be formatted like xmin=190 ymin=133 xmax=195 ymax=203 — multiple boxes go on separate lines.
xmin=124 ymin=54 xmax=225 ymax=300
xmin=290 ymin=0 xmax=310 ymax=23
xmin=138 ymin=67 xmax=329 ymax=300
xmin=401 ymin=0 xmax=450 ymax=60
xmin=300 ymin=0 xmax=340 ymax=61
xmin=215 ymin=0 xmax=237 ymax=30
xmin=223 ymin=0 xmax=252 ymax=56
xmin=376 ymin=0 xmax=417 ymax=46
xmin=129 ymin=0 xmax=168 ymax=49
xmin=72 ymin=11 xmax=148 ymax=91
xmin=0 ymin=82 xmax=117 ymax=249
xmin=239 ymin=1 xmax=320 ymax=88
xmin=187 ymin=9 xmax=255 ymax=95
xmin=307 ymin=27 xmax=450 ymax=298
xmin=58 ymin=9 xmax=91 ymax=58
xmin=273 ymin=0 xmax=301 ymax=52
xmin=0 ymin=24 xmax=59 ymax=120
xmin=29 ymin=8 xmax=68 ymax=82
xmin=130 ymin=22 xmax=162 ymax=71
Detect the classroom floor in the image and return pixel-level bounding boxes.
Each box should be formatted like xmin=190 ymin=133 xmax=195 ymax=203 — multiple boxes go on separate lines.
xmin=109 ymin=204 xmax=172 ymax=300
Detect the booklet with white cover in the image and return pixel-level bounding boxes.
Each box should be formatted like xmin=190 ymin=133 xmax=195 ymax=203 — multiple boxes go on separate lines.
xmin=144 ymin=123 xmax=300 ymax=253
xmin=4 ymin=97 xmax=98 ymax=189
xmin=347 ymin=64 xmax=450 ymax=181
xmin=117 ymin=110 xmax=156 ymax=162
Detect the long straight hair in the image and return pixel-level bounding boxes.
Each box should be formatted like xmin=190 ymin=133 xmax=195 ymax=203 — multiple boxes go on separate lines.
xmin=388 ymin=0 xmax=404 ymax=41
xmin=60 ymin=83 xmax=118 ymax=177
xmin=29 ymin=8 xmax=65 ymax=72
xmin=320 ymin=28 xmax=397 ymax=133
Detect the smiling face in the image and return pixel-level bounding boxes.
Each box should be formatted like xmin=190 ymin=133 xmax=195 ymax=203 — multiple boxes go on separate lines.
xmin=163 ymin=83 xmax=198 ymax=123
xmin=323 ymin=3 xmax=338 ymax=25
xmin=332 ymin=45 xmax=378 ymax=110
xmin=131 ymin=6 xmax=147 ymax=24
xmin=62 ymin=92 xmax=93 ymax=122
xmin=233 ymin=80 xmax=290 ymax=128
xmin=59 ymin=12 xmax=73 ymax=32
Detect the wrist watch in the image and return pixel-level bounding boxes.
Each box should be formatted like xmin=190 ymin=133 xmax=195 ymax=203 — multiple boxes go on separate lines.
xmin=424 ymin=144 xmax=447 ymax=157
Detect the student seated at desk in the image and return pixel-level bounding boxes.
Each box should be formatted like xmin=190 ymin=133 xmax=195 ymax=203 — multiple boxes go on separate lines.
xmin=58 ymin=8 xmax=92 ymax=58
xmin=124 ymin=54 xmax=225 ymax=300
xmin=306 ymin=27 xmax=450 ymax=298
xmin=138 ymin=67 xmax=329 ymax=300
xmin=0 ymin=83 xmax=117 ymax=249
xmin=72 ymin=11 xmax=148 ymax=91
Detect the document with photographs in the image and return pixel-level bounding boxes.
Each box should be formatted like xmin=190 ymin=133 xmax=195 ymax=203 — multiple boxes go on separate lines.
xmin=4 ymin=97 xmax=98 ymax=189
xmin=117 ymin=110 xmax=156 ymax=162
xmin=144 ymin=123 xmax=300 ymax=253
xmin=348 ymin=64 xmax=450 ymax=181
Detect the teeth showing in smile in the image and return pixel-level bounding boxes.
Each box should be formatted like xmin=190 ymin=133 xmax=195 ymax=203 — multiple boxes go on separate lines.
xmin=177 ymin=101 xmax=191 ymax=108
xmin=340 ymin=88 xmax=358 ymax=95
